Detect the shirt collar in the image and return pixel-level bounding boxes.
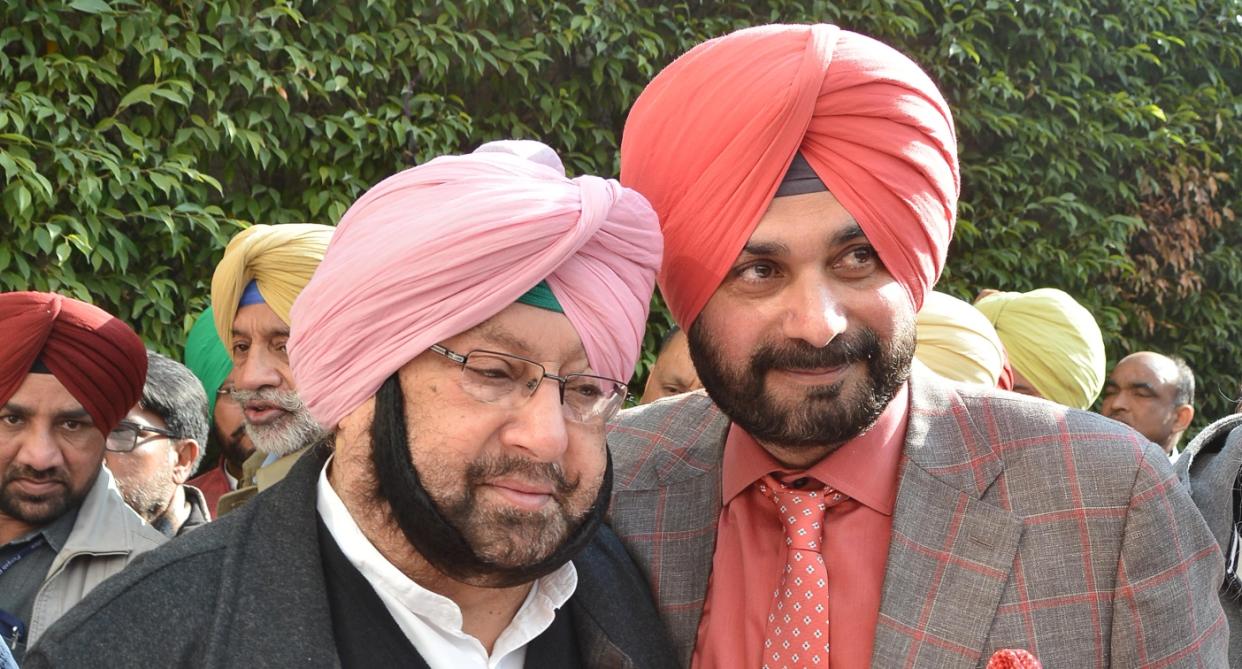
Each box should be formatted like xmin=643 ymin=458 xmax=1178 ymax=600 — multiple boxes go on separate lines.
xmin=721 ymin=381 xmax=910 ymax=515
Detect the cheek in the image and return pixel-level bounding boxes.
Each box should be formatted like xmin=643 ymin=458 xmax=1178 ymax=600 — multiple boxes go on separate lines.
xmin=865 ymin=282 xmax=914 ymax=336
xmin=566 ymin=428 xmax=607 ymax=482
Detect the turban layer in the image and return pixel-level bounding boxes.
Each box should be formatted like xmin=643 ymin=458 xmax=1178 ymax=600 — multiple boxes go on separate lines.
xmin=620 ymin=24 xmax=959 ymax=327
xmin=975 ymin=288 xmax=1106 ymax=410
xmin=915 ymin=291 xmax=1006 ymax=388
xmin=289 ymin=140 xmax=663 ymax=430
xmin=211 ymin=223 xmax=334 ymax=344
xmin=0 ymin=292 xmax=147 ymax=435
xmin=185 ymin=306 xmax=232 ymax=417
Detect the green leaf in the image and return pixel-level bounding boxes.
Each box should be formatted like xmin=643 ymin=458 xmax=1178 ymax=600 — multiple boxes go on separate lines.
xmin=69 ymin=0 xmax=111 ymax=14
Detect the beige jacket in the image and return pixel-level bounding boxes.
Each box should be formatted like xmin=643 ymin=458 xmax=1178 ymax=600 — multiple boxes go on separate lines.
xmin=28 ymin=466 xmax=166 ymax=647
xmin=216 ymin=447 xmax=308 ymax=516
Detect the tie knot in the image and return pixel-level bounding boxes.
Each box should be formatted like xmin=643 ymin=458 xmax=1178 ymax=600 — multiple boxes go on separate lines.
xmin=758 ymin=475 xmax=847 ymax=552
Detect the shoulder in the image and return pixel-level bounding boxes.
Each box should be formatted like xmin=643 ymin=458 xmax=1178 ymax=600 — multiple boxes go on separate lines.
xmin=606 ymin=391 xmax=729 ymax=490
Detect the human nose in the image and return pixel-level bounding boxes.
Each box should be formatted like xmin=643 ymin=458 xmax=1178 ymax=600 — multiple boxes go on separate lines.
xmin=234 ymin=348 xmax=284 ymax=391
xmin=14 ymin=424 xmax=67 ymax=471
xmin=503 ymin=378 xmax=571 ymax=461
xmin=781 ymin=275 xmax=847 ymax=348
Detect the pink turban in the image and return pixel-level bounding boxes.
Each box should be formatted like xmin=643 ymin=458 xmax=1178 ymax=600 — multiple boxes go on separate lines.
xmin=288 ymin=141 xmax=662 ymax=429
xmin=621 ymin=24 xmax=959 ymax=327
xmin=0 ymin=292 xmax=147 ymax=435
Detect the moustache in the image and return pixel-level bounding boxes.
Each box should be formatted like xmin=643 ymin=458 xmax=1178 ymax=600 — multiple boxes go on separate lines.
xmin=5 ymin=464 xmax=69 ymax=487
xmin=466 ymin=455 xmax=581 ymax=501
xmin=750 ymin=330 xmax=880 ymax=373
xmin=230 ymin=387 xmax=305 ymax=412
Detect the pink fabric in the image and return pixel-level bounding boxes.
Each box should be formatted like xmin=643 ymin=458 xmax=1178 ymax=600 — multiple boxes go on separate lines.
xmin=288 ymin=141 xmax=662 ymax=429
xmin=620 ymin=24 xmax=959 ymax=327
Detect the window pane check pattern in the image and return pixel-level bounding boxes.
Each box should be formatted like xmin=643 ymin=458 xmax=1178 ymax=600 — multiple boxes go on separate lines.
xmin=758 ymin=474 xmax=848 ymax=669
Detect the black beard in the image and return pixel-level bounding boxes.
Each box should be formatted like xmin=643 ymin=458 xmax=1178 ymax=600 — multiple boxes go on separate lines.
xmin=687 ymin=320 xmax=913 ymax=451
xmin=368 ymin=374 xmax=610 ymax=588
xmin=0 ymin=464 xmax=89 ymax=527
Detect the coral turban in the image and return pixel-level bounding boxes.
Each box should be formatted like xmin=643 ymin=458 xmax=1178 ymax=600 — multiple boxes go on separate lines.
xmin=975 ymin=288 xmax=1106 ymax=410
xmin=0 ymin=292 xmax=147 ymax=435
xmin=185 ymin=307 xmax=232 ymax=418
xmin=210 ymin=223 xmax=334 ymax=344
xmin=288 ymin=140 xmax=662 ymax=430
xmin=915 ymin=291 xmax=1006 ymax=388
xmin=621 ymin=23 xmax=959 ymax=327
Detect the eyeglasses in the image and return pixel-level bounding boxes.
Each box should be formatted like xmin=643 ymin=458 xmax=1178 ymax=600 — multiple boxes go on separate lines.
xmin=106 ymin=420 xmax=180 ymax=452
xmin=429 ymin=344 xmax=628 ymax=424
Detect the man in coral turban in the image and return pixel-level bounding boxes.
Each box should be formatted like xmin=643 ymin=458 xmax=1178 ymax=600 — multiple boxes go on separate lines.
xmin=0 ymin=292 xmax=165 ymax=662
xmin=209 ymin=223 xmax=334 ymax=514
xmin=974 ymin=288 xmax=1107 ymax=410
xmin=27 ymin=142 xmax=676 ymax=668
xmin=606 ymin=24 xmax=1225 ymax=668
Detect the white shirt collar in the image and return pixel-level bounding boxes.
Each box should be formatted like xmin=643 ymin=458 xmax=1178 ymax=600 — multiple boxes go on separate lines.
xmin=316 ymin=456 xmax=578 ymax=669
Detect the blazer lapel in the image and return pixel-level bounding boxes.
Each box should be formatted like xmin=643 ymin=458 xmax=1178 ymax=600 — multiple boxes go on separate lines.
xmin=872 ymin=374 xmax=1023 ymax=668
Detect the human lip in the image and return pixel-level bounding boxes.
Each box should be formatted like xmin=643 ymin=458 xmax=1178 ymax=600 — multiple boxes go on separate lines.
xmin=243 ymin=401 xmax=288 ymax=425
xmin=10 ymin=478 xmax=65 ymax=496
xmin=771 ymin=364 xmax=848 ymax=384
xmin=484 ymin=479 xmax=555 ymax=511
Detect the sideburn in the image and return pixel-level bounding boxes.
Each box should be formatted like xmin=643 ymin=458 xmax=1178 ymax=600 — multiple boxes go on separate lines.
xmin=369 ymin=373 xmax=612 ymax=588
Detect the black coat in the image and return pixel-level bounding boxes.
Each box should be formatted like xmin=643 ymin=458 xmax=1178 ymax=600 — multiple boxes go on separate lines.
xmin=25 ymin=443 xmax=678 ymax=669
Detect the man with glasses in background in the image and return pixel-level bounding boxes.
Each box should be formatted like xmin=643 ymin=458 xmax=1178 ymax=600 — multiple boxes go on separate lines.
xmin=105 ymin=350 xmax=212 ymax=537
xmin=27 ymin=141 xmax=676 ymax=668
xmin=0 ymin=292 xmax=166 ymax=663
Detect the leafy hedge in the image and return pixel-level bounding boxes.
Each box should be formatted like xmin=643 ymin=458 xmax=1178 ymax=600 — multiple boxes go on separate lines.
xmin=2 ymin=0 xmax=1240 ymax=424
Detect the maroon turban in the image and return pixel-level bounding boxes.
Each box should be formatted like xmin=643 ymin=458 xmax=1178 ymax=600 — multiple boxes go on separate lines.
xmin=0 ymin=292 xmax=147 ymax=435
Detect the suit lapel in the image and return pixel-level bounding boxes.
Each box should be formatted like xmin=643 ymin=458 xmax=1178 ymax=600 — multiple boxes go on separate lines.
xmin=872 ymin=374 xmax=1023 ymax=668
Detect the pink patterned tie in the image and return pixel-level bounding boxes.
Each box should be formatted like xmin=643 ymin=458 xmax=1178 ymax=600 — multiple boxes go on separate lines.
xmin=758 ymin=474 xmax=848 ymax=669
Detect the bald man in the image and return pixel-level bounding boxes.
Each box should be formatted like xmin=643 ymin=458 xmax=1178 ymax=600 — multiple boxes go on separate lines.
xmin=1101 ymin=352 xmax=1195 ymax=458
xmin=606 ymin=23 xmax=1226 ymax=667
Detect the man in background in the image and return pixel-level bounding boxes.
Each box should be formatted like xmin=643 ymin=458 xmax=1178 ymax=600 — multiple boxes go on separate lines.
xmin=0 ymin=292 xmax=165 ymax=661
xmin=639 ymin=325 xmax=701 ymax=403
xmin=1100 ymin=351 xmax=1195 ymax=459
xmin=106 ymin=350 xmax=211 ymax=536
xmin=185 ymin=307 xmax=253 ymax=516
xmin=209 ymin=223 xmax=334 ymax=513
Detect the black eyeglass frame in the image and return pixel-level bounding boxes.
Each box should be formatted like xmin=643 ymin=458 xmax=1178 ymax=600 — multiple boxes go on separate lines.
xmin=427 ymin=343 xmax=629 ymax=422
xmin=105 ymin=419 xmax=181 ymax=453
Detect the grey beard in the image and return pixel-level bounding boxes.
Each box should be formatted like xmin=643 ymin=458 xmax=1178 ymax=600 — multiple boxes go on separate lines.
xmin=232 ymin=388 xmax=326 ymax=457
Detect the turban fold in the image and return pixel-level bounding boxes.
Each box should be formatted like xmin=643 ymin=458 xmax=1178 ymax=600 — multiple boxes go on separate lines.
xmin=0 ymin=292 xmax=147 ymax=435
xmin=289 ymin=140 xmax=662 ymax=429
xmin=210 ymin=223 xmax=334 ymax=344
xmin=185 ymin=306 xmax=232 ymax=417
xmin=620 ymin=23 xmax=959 ymax=327
xmin=915 ymin=291 xmax=1006 ymax=387
xmin=975 ymin=288 xmax=1106 ymax=410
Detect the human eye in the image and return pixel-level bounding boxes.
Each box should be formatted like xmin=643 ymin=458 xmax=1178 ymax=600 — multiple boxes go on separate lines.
xmin=0 ymin=413 xmax=22 ymax=427
xmin=231 ymin=340 xmax=250 ymax=355
xmin=464 ymin=356 xmax=522 ymax=384
xmin=567 ymin=377 xmax=608 ymax=400
xmin=834 ymin=245 xmax=879 ymax=275
xmin=737 ymin=261 xmax=777 ymax=281
xmin=60 ymin=418 xmax=91 ymax=433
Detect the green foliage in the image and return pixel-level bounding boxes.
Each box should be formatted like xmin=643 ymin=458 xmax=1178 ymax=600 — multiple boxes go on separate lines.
xmin=2 ymin=0 xmax=1240 ymax=424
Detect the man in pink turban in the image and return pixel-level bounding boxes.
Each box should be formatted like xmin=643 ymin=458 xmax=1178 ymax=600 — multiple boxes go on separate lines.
xmin=26 ymin=141 xmax=677 ymax=668
xmin=607 ymin=24 xmax=1226 ymax=668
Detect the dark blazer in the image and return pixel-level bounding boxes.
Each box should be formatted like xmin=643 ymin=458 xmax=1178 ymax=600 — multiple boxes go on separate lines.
xmin=25 ymin=443 xmax=677 ymax=669
xmin=1176 ymin=412 xmax=1242 ymax=668
xmin=606 ymin=371 xmax=1228 ymax=668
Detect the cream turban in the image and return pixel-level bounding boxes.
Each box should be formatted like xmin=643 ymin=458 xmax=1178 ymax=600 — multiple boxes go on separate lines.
xmin=915 ymin=291 xmax=1006 ymax=387
xmin=975 ymin=288 xmax=1106 ymax=409
xmin=210 ymin=223 xmax=334 ymax=344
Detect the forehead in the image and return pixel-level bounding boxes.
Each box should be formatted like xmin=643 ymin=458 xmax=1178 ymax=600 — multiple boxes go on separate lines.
xmin=746 ymin=190 xmax=862 ymax=248
xmin=448 ymin=303 xmax=586 ymax=364
xmin=126 ymin=406 xmax=168 ymax=430
xmin=1111 ymin=356 xmax=1177 ymax=387
xmin=4 ymin=373 xmax=82 ymax=413
xmin=231 ymin=303 xmax=288 ymax=338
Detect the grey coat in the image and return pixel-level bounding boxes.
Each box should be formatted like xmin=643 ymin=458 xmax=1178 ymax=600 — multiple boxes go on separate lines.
xmin=25 ymin=443 xmax=678 ymax=669
xmin=1176 ymin=412 xmax=1242 ymax=668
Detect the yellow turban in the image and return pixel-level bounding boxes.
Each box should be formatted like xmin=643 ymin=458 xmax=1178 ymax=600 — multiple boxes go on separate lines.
xmin=915 ymin=291 xmax=1005 ymax=387
xmin=974 ymin=288 xmax=1106 ymax=410
xmin=211 ymin=223 xmax=334 ymax=344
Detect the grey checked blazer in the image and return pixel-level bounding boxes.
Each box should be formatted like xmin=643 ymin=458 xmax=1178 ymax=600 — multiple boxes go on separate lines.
xmin=606 ymin=370 xmax=1227 ymax=668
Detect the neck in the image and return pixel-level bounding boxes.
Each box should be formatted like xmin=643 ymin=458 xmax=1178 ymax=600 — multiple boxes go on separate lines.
xmin=327 ymin=445 xmax=533 ymax=653
xmin=152 ymin=486 xmax=190 ymax=537
xmin=0 ymin=514 xmax=40 ymax=546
